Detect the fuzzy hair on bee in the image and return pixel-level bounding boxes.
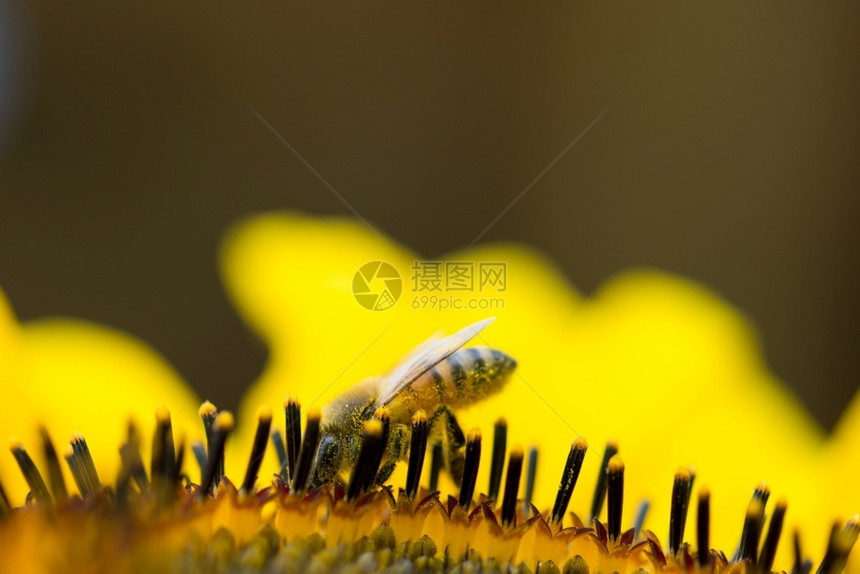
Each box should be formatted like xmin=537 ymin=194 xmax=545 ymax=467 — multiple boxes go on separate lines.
xmin=308 ymin=318 xmax=517 ymax=490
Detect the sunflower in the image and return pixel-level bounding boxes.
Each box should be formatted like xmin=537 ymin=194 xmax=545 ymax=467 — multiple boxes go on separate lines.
xmin=0 ymin=212 xmax=856 ymax=573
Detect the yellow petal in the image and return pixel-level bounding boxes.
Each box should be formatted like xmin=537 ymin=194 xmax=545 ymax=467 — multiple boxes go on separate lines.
xmin=220 ymin=212 xmax=582 ymax=416
xmin=826 ymin=390 xmax=860 ymax=572
xmin=221 ymin=212 xmax=841 ymax=567
xmin=0 ymin=292 xmax=202 ymax=504
xmin=829 ymin=389 xmax=860 ymax=495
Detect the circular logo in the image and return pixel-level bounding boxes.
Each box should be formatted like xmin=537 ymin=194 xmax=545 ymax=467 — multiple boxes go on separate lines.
xmin=352 ymin=261 xmax=402 ymax=311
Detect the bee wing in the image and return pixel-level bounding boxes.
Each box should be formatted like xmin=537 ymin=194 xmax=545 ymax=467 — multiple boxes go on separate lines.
xmin=373 ymin=317 xmax=496 ymax=408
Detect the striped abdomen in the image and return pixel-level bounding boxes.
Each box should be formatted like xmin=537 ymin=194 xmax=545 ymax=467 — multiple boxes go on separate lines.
xmin=388 ymin=347 xmax=516 ymax=421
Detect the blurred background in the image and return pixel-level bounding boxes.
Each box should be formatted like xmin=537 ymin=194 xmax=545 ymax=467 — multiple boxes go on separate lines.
xmin=1 ymin=2 xmax=857 ymax=429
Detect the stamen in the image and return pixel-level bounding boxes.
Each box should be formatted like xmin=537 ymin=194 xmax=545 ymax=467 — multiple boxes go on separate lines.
xmin=606 ymin=454 xmax=624 ymax=542
xmin=240 ymin=406 xmax=273 ymax=494
xmin=458 ymin=428 xmax=481 ymax=510
xmin=754 ymin=482 xmax=770 ymax=530
xmin=198 ymin=401 xmax=222 ymax=482
xmin=10 ymin=441 xmax=51 ymax=504
xmin=817 ymin=517 xmax=859 ymax=574
xmin=190 ymin=440 xmax=207 ymax=481
xmin=588 ymin=439 xmax=618 ymax=523
xmin=284 ymin=395 xmax=302 ymax=484
xmin=346 ymin=419 xmax=384 ymax=502
xmin=697 ymin=488 xmax=711 ymax=568
xmin=428 ymin=442 xmax=443 ymax=493
xmin=758 ymin=499 xmax=786 ymax=573
xmin=488 ymin=418 xmax=507 ymax=501
xmin=198 ymin=401 xmax=217 ymax=439
xmin=686 ymin=467 xmax=696 ymax=505
xmin=0 ymin=476 xmax=10 ymax=516
xmin=794 ymin=530 xmax=805 ymax=574
xmin=669 ymin=466 xmax=693 ymax=554
xmin=524 ymin=446 xmax=538 ymax=514
xmin=290 ymin=408 xmax=321 ymax=494
xmin=733 ymin=483 xmax=770 ymax=562
xmin=752 ymin=482 xmax=770 ymax=505
xmin=39 ymin=427 xmax=68 ymax=503
xmin=738 ymin=498 xmax=764 ymax=565
xmin=64 ymin=446 xmax=85 ymax=497
xmin=119 ymin=422 xmax=149 ymax=491
xmin=172 ymin=437 xmax=185 ymax=485
xmin=151 ymin=405 xmax=176 ymax=482
xmin=151 ymin=406 xmax=176 ymax=502
xmin=70 ymin=433 xmax=101 ymax=495
xmin=549 ymin=437 xmax=587 ymax=524
xmin=500 ymin=445 xmax=524 ymax=527
xmin=633 ymin=504 xmax=651 ymax=540
xmin=270 ymin=428 xmax=287 ymax=478
xmin=405 ymin=410 xmax=428 ymax=499
xmin=198 ymin=411 xmax=234 ymax=498
xmin=366 ymin=407 xmax=390 ymax=490
xmin=115 ymin=464 xmax=132 ymax=511
xmin=632 ymin=499 xmax=650 ymax=540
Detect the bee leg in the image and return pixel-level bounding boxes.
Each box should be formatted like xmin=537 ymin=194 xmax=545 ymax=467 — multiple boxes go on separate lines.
xmin=447 ymin=447 xmax=466 ymax=487
xmin=444 ymin=409 xmax=466 ymax=449
xmin=375 ymin=459 xmax=398 ymax=485
xmin=374 ymin=423 xmax=407 ymax=485
xmin=307 ymin=434 xmax=341 ymax=490
xmin=426 ymin=405 xmax=465 ymax=445
xmin=428 ymin=405 xmax=467 ymax=486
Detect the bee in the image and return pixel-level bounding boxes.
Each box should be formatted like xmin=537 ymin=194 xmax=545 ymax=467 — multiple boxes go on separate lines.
xmin=309 ymin=317 xmax=517 ymax=489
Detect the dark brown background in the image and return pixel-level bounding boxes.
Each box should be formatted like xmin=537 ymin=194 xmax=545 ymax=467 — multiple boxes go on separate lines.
xmin=1 ymin=2 xmax=858 ymax=429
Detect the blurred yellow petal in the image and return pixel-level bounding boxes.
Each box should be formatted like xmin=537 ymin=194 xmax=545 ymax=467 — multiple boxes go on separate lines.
xmin=829 ymin=389 xmax=860 ymax=493
xmin=222 ymin=211 xmax=843 ymax=567
xmin=827 ymin=390 xmax=860 ymax=572
xmin=0 ymin=214 xmax=853 ymax=573
xmin=0 ymin=293 xmax=202 ymax=504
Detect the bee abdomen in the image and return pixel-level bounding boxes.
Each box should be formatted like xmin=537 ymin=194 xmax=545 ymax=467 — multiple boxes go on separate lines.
xmin=426 ymin=346 xmax=516 ymax=406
